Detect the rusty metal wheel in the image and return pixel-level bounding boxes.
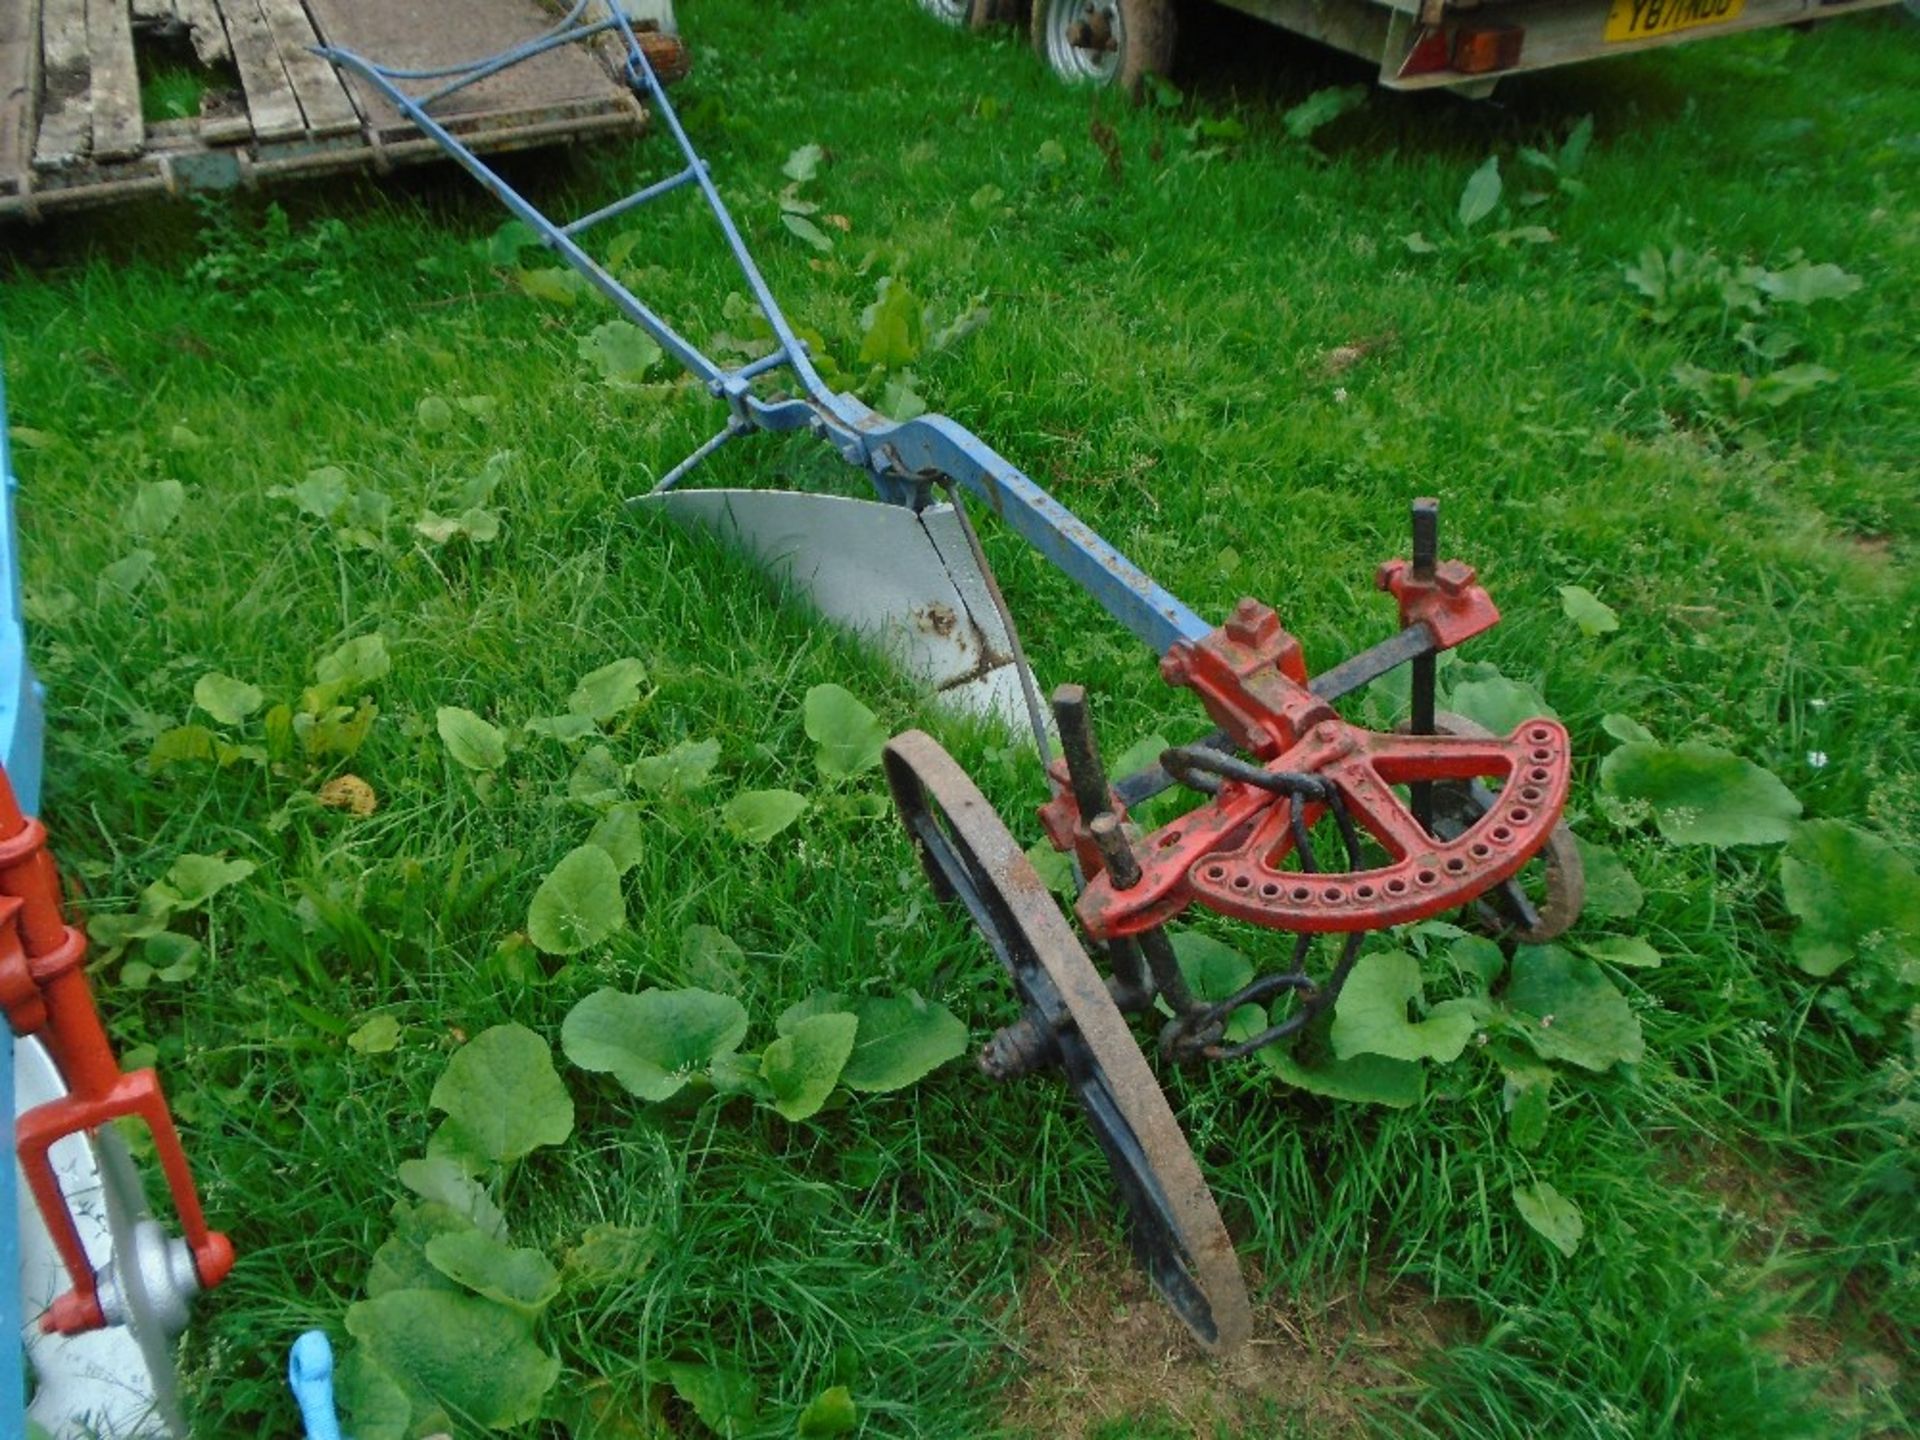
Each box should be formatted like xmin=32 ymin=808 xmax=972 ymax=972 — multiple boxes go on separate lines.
xmin=1426 ymin=711 xmax=1584 ymax=942
xmin=884 ymin=730 xmax=1253 ymax=1355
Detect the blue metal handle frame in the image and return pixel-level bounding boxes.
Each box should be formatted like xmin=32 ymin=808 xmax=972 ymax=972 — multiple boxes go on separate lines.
xmin=314 ymin=5 xmax=1213 ymax=656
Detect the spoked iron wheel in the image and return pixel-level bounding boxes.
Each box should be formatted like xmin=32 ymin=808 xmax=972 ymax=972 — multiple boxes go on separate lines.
xmin=884 ymin=730 xmax=1252 ymax=1355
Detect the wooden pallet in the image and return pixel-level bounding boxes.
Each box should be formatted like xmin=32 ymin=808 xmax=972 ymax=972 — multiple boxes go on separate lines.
xmin=0 ymin=0 xmax=682 ymax=220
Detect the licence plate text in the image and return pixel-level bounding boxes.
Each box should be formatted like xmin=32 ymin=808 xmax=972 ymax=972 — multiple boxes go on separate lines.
xmin=1605 ymin=0 xmax=1747 ymax=42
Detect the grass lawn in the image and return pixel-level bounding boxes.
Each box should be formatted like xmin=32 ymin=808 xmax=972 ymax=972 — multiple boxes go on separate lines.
xmin=2 ymin=1 xmax=1915 ymax=1434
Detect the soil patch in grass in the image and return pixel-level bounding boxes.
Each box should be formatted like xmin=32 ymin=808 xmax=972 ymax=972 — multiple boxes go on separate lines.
xmin=1001 ymin=1234 xmax=1462 ymax=1439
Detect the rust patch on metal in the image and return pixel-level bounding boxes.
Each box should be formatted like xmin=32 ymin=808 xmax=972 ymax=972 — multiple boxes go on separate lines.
xmin=914 ymin=601 xmax=960 ymax=640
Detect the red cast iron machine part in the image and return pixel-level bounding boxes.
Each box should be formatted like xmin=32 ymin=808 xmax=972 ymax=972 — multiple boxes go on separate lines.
xmin=886 ymin=501 xmax=1581 ymax=1355
xmin=1035 ymin=502 xmax=1574 ymax=1061
xmin=0 ymin=765 xmax=234 ymax=1335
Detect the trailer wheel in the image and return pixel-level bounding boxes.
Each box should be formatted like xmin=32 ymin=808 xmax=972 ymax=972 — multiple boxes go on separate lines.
xmin=917 ymin=0 xmax=1020 ymax=26
xmin=1030 ymin=0 xmax=1175 ymax=92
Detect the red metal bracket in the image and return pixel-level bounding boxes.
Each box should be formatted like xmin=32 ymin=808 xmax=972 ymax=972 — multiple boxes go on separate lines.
xmin=1376 ymin=555 xmax=1500 ymax=650
xmin=0 ymin=767 xmax=234 ymax=1335
xmin=1073 ymin=596 xmax=1571 ymax=941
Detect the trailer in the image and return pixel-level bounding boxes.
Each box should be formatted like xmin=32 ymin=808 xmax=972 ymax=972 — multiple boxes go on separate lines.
xmin=924 ymin=0 xmax=1902 ymax=96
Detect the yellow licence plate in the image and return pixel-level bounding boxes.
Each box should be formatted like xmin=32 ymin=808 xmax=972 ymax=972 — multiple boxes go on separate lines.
xmin=1604 ymin=0 xmax=1746 ymax=41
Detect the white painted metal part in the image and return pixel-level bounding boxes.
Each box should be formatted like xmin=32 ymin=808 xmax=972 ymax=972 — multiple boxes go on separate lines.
xmin=638 ymin=490 xmax=1036 ymax=728
xmin=16 ymin=1036 xmax=186 ymax=1440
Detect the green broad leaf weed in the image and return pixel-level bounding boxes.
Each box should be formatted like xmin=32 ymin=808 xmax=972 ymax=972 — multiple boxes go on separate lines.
xmin=797 ymin=1384 xmax=860 ymax=1437
xmin=1574 ymin=836 xmax=1643 ymax=919
xmin=859 ymin=276 xmax=924 ymax=370
xmin=1780 ymin=820 xmax=1919 ymax=978
xmin=680 ymin=924 xmax=746 ymax=993
xmin=1600 ymin=741 xmax=1801 ymax=846
xmin=124 ymin=478 xmax=185 ymax=539
xmin=165 ymin=852 xmax=255 ymax=907
xmin=98 ymin=549 xmax=155 ymax=599
xmin=1506 ymin=1068 xmax=1553 ymax=1152
xmin=1283 ymin=84 xmax=1366 ymax=142
xmin=564 ymin=1222 xmax=657 ymax=1284
xmin=660 ymin=1360 xmax=758 ymax=1435
xmin=561 ymin=987 xmax=750 ymax=1102
xmin=1579 ymin=936 xmax=1662 ymax=969
xmin=1458 ymin=155 xmax=1502 ymax=229
xmin=396 ymin=1157 xmax=508 ymax=1241
xmin=516 ymin=266 xmax=585 ymax=306
xmin=335 ymin=1349 xmax=411 ymax=1440
xmin=415 ymin=395 xmax=456 ymax=433
xmin=1446 ymin=672 xmax=1554 ymax=737
xmin=1601 ymin=714 xmax=1657 ymax=746
xmin=579 ymin=321 xmax=665 ymax=386
xmin=1558 ymin=584 xmax=1619 ymax=636
xmin=1332 ymin=950 xmax=1481 ymax=1063
xmin=1757 ymin=260 xmax=1862 ymax=307
xmin=567 ymin=744 xmax=628 ymax=810
xmin=586 ymin=803 xmax=646 ymax=875
xmin=307 ymin=632 xmax=391 ymax=711
xmin=437 ymin=706 xmax=507 ymax=773
xmin=415 ymin=508 xmax=500 ymax=546
xmin=524 ymin=713 xmax=599 ymax=746
xmin=877 ymin=370 xmax=926 ymax=420
xmin=1171 ymin=931 xmax=1254 ymax=1004
xmin=762 ymin=1011 xmax=859 ymax=1121
xmin=782 ymin=142 xmax=824 ymax=182
xmin=723 ymin=789 xmax=808 ymax=844
xmin=804 ymin=683 xmax=888 ymax=780
xmin=633 ymin=736 xmax=722 ymax=793
xmin=1444 ymin=932 xmax=1507 ymax=990
xmin=1513 ymin=1180 xmax=1584 ymax=1257
xmin=1256 ymin=1014 xmax=1425 ymax=1108
xmin=567 ymin=657 xmax=649 ymax=722
xmin=345 ymin=1288 xmax=559 ymax=1428
xmin=428 ymin=1023 xmax=575 ymax=1164
xmin=423 ymin=1229 xmax=561 ymax=1316
xmin=833 ymin=993 xmax=967 ymax=1093
xmin=367 ymin=1200 xmax=472 ymax=1298
xmin=528 ymin=844 xmax=626 ymax=954
xmin=1505 ymin=945 xmax=1643 ymax=1072
xmin=193 ymin=671 xmax=264 ymax=725
xmin=782 ymin=212 xmax=834 ymax=253
xmin=348 ymin=1013 xmax=402 ymax=1055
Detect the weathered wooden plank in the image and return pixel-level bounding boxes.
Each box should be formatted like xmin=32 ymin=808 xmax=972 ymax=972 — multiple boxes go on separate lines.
xmin=87 ymin=0 xmax=145 ymax=159
xmin=131 ymin=0 xmax=175 ymax=21
xmin=175 ymin=0 xmax=230 ymax=64
xmin=222 ymin=0 xmax=305 ymax=141
xmin=0 ymin=0 xmax=41 ymax=186
xmin=255 ymin=0 xmax=357 ymax=135
xmin=306 ymin=0 xmax=632 ymax=140
xmin=33 ymin=0 xmax=91 ymax=169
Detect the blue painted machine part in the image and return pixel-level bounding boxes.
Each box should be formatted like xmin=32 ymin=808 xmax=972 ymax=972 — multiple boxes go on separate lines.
xmin=2 ymin=360 xmax=35 ymax=1440
xmin=315 ymin=10 xmax=1215 ymax=659
xmin=0 ymin=367 xmax=44 ymax=817
xmin=2 ymin=360 xmax=38 ymax=1440
xmin=289 ymin=1331 xmax=345 ymax=1440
